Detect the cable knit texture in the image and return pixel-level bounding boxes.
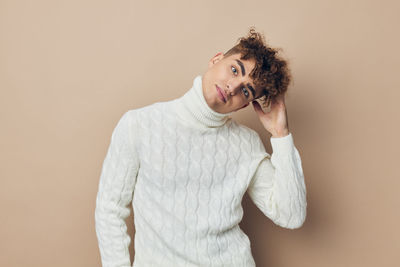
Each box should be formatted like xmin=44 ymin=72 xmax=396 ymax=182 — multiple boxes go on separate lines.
xmin=95 ymin=75 xmax=307 ymax=267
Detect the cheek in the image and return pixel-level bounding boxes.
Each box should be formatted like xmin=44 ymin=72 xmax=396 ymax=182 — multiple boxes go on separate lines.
xmin=217 ymin=65 xmax=229 ymax=78
xmin=232 ymin=97 xmax=246 ymax=107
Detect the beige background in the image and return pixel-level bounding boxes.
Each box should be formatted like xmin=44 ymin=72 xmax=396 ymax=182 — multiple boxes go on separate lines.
xmin=1 ymin=0 xmax=399 ymax=266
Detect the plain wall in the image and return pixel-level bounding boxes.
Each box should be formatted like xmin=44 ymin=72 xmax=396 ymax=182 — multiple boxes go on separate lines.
xmin=1 ymin=0 xmax=399 ymax=266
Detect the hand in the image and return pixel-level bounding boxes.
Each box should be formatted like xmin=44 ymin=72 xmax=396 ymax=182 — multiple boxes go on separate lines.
xmin=252 ymin=94 xmax=289 ymax=138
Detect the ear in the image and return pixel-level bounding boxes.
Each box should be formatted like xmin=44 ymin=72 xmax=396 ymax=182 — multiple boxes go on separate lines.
xmin=208 ymin=52 xmax=224 ymax=68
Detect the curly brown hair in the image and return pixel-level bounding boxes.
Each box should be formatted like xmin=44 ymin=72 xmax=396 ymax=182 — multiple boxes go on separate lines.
xmin=224 ymin=27 xmax=292 ymax=108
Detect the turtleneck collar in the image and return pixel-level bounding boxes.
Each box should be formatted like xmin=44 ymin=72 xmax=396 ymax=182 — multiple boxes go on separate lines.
xmin=173 ymin=75 xmax=234 ymax=128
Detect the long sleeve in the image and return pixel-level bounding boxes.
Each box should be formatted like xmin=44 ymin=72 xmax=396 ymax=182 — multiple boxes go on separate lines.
xmin=95 ymin=111 xmax=140 ymax=267
xmin=247 ymin=132 xmax=307 ymax=229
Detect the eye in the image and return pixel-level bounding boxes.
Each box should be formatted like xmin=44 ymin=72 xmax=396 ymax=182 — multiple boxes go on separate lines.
xmin=242 ymin=87 xmax=249 ymax=98
xmin=231 ymin=66 xmax=238 ymax=75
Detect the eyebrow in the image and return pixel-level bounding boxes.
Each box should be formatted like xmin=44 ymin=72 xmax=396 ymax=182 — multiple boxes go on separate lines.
xmin=235 ymin=59 xmax=246 ymax=76
xmin=235 ymin=59 xmax=257 ymax=99
xmin=247 ymin=83 xmax=256 ymax=99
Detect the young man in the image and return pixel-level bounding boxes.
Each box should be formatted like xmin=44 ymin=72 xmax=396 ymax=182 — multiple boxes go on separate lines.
xmin=95 ymin=28 xmax=307 ymax=267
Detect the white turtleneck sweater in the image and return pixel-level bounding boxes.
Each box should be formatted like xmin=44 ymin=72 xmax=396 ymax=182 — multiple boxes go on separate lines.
xmin=94 ymin=75 xmax=307 ymax=267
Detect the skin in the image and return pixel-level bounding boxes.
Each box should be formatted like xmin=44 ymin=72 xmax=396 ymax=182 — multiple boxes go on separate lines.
xmin=202 ymin=52 xmax=290 ymax=138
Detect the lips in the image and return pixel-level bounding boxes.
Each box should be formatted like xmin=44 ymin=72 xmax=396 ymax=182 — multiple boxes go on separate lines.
xmin=216 ymin=85 xmax=226 ymax=102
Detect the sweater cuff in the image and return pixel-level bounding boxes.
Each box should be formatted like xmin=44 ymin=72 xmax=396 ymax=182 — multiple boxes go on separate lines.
xmin=270 ymin=132 xmax=294 ymax=155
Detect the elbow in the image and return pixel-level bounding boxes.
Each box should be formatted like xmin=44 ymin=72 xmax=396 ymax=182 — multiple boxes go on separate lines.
xmin=285 ymin=205 xmax=307 ymax=229
xmin=273 ymin=211 xmax=306 ymax=230
xmin=286 ymin=215 xmax=306 ymax=229
xmin=285 ymin=186 xmax=307 ymax=229
xmin=273 ymin=200 xmax=307 ymax=229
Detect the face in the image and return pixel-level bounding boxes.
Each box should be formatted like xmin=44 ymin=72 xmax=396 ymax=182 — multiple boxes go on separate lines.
xmin=202 ymin=52 xmax=260 ymax=114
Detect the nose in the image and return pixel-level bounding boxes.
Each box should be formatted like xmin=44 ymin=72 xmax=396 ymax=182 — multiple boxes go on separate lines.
xmin=226 ymin=79 xmax=243 ymax=97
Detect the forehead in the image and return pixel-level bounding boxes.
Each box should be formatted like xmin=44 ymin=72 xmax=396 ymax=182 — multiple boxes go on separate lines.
xmin=225 ymin=53 xmax=256 ymax=69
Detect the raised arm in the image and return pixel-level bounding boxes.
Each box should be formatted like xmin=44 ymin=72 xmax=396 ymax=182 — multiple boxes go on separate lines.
xmin=95 ymin=111 xmax=140 ymax=267
xmin=247 ymin=133 xmax=307 ymax=229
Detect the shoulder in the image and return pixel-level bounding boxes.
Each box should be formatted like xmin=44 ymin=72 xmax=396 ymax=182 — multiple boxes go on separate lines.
xmin=120 ymin=102 xmax=160 ymax=122
xmin=120 ymin=99 xmax=175 ymax=129
xmin=127 ymin=99 xmax=175 ymax=118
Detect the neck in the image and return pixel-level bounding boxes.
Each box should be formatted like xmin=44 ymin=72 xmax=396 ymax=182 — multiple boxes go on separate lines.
xmin=173 ymin=75 xmax=233 ymax=128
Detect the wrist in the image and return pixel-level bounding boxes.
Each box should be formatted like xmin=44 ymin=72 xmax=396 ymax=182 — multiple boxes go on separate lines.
xmin=271 ymin=128 xmax=289 ymax=138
